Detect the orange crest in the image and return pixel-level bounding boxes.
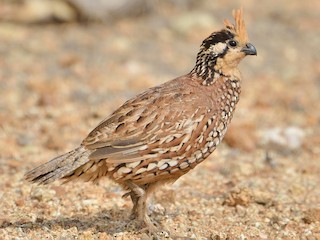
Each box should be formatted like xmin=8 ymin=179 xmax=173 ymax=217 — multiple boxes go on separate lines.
xmin=224 ymin=8 xmax=248 ymax=43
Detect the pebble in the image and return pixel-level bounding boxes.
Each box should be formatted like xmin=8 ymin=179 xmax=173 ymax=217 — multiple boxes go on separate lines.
xmin=261 ymin=126 xmax=305 ymax=152
xmin=303 ymin=208 xmax=320 ymax=224
xmin=30 ymin=188 xmax=55 ymax=202
xmin=252 ymin=190 xmax=273 ymax=206
xmin=149 ymin=203 xmax=166 ymax=215
xmin=223 ymin=187 xmax=252 ymax=207
xmin=224 ymin=122 xmax=257 ymax=152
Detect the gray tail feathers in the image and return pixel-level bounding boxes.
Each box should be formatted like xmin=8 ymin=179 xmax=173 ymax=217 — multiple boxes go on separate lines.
xmin=25 ymin=146 xmax=90 ymax=185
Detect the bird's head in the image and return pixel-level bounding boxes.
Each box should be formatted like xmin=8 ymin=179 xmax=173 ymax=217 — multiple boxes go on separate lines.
xmin=192 ymin=9 xmax=256 ymax=82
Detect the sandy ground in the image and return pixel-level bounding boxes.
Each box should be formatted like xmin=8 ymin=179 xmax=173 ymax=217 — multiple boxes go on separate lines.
xmin=0 ymin=0 xmax=319 ymax=239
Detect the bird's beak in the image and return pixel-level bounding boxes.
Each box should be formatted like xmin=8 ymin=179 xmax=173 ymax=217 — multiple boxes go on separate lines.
xmin=241 ymin=43 xmax=257 ymax=56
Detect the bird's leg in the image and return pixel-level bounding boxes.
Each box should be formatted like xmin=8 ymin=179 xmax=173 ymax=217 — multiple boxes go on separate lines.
xmin=129 ymin=190 xmax=139 ymax=219
xmin=122 ymin=185 xmax=141 ymax=219
xmin=124 ymin=180 xmax=159 ymax=234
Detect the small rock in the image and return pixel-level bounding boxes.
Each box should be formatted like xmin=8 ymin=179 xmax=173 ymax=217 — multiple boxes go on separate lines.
xmin=210 ymin=234 xmax=221 ymax=240
xmin=210 ymin=233 xmax=228 ymax=240
xmin=18 ymin=0 xmax=78 ymax=23
xmin=82 ymin=199 xmax=98 ymax=206
xmin=150 ymin=203 xmax=166 ymax=215
xmin=59 ymin=53 xmax=80 ymax=68
xmin=69 ymin=0 xmax=150 ymax=20
xmin=223 ymin=187 xmax=252 ymax=207
xmin=50 ymin=186 xmax=67 ymax=197
xmin=252 ymin=190 xmax=273 ymax=206
xmin=224 ymin=122 xmax=257 ymax=152
xmin=261 ymin=126 xmax=305 ymax=152
xmin=15 ymin=199 xmax=25 ymax=207
xmin=259 ymin=232 xmax=269 ymax=239
xmin=31 ymin=187 xmax=55 ymax=202
xmin=236 ymin=205 xmax=247 ymax=217
xmin=303 ymin=208 xmax=320 ymax=224
xmin=97 ymin=232 xmax=110 ymax=240
xmin=82 ymin=230 xmax=94 ymax=240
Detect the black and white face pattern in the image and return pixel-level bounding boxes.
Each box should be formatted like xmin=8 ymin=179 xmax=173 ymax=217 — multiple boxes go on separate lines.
xmin=200 ymin=30 xmax=236 ymax=58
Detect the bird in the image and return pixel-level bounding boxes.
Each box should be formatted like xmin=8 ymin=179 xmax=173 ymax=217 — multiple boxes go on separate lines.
xmin=25 ymin=8 xmax=256 ymax=235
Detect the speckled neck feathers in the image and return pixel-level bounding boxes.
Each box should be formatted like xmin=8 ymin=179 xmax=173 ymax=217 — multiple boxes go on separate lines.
xmin=191 ymin=53 xmax=221 ymax=86
xmin=190 ymin=30 xmax=235 ymax=85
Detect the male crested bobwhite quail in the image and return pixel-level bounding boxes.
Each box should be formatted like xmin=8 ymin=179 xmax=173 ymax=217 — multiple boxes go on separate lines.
xmin=26 ymin=9 xmax=256 ymax=234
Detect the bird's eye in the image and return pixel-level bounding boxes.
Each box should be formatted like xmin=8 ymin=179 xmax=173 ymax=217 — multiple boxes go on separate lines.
xmin=228 ymin=40 xmax=238 ymax=47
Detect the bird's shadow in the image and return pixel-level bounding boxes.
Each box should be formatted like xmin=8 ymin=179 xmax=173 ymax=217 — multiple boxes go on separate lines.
xmin=0 ymin=209 xmax=135 ymax=235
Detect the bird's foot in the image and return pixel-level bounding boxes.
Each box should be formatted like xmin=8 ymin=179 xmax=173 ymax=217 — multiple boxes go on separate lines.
xmin=137 ymin=215 xmax=169 ymax=238
xmin=139 ymin=225 xmax=170 ymax=239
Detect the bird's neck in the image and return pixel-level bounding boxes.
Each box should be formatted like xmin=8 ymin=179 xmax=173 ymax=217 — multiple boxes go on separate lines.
xmin=190 ymin=53 xmax=240 ymax=86
xmin=190 ymin=53 xmax=219 ymax=86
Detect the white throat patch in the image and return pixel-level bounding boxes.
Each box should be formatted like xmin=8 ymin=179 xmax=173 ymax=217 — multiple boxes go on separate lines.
xmin=210 ymin=42 xmax=227 ymax=55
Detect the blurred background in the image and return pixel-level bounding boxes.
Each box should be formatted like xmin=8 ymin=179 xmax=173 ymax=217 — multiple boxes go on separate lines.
xmin=0 ymin=0 xmax=319 ymax=239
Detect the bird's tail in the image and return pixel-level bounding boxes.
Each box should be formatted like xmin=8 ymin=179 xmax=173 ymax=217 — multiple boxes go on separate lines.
xmin=25 ymin=146 xmax=91 ymax=184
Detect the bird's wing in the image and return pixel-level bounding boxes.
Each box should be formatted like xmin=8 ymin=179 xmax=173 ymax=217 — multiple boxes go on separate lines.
xmin=82 ymin=81 xmax=216 ymax=163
